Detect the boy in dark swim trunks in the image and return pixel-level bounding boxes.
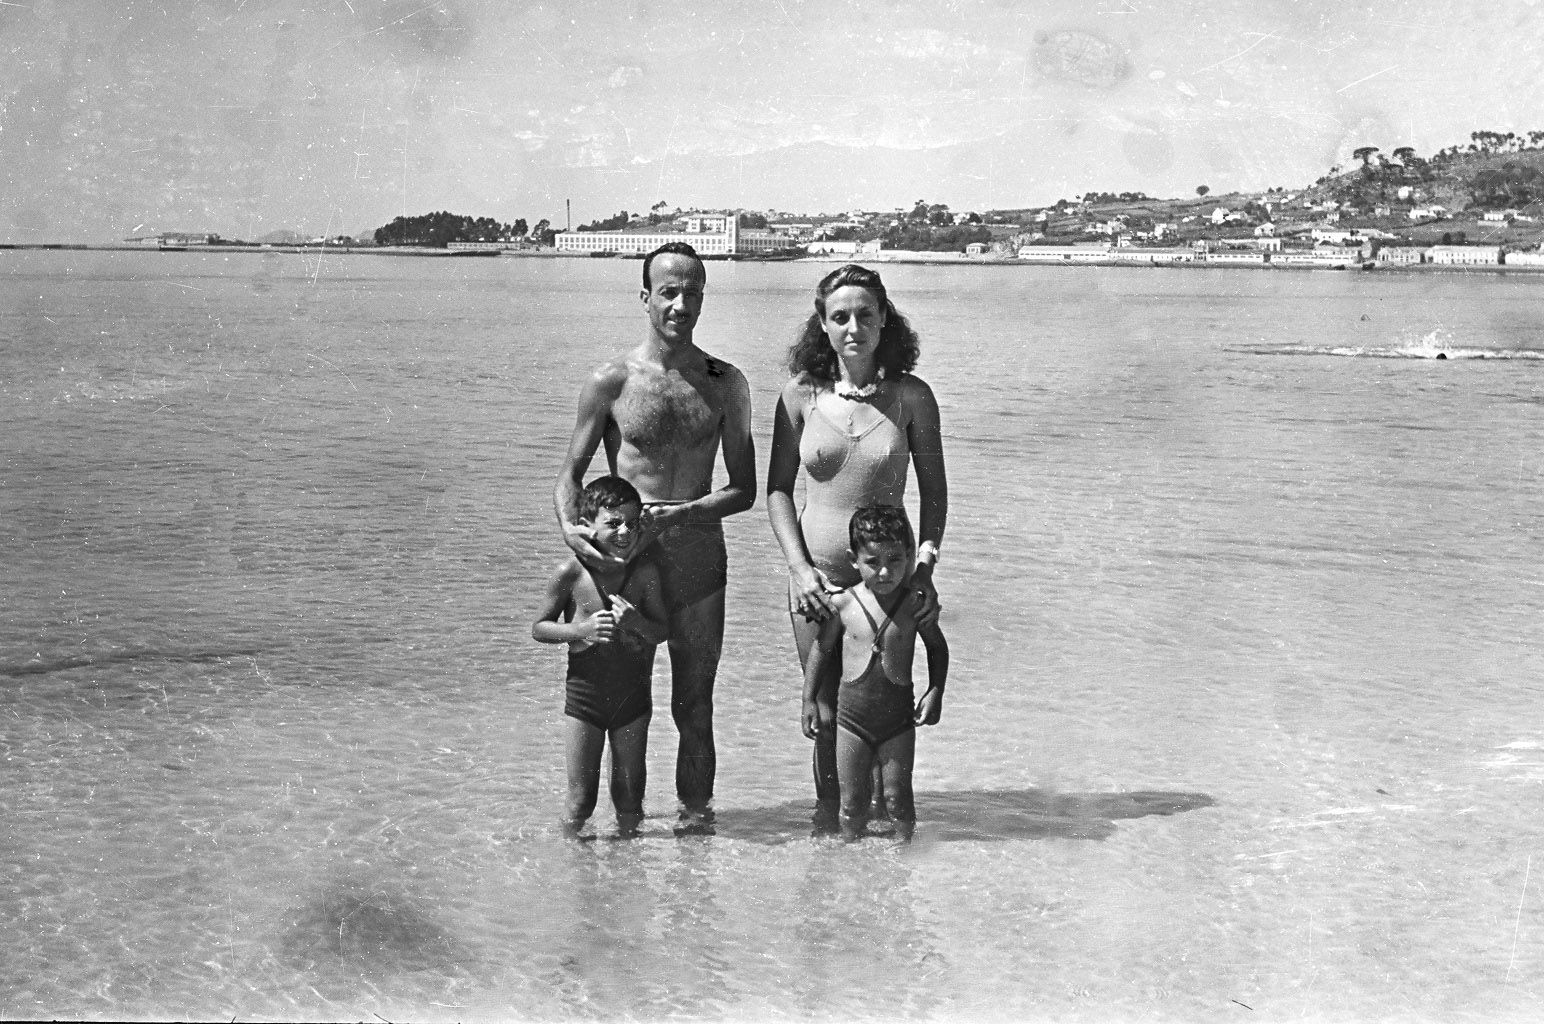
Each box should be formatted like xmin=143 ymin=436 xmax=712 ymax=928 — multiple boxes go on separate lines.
xmin=533 ymin=476 xmax=669 ymax=837
xmin=800 ymin=506 xmax=949 ymax=841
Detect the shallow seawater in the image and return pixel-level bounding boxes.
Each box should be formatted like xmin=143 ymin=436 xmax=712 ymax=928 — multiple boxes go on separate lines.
xmin=2 ymin=251 xmax=1543 ymax=1022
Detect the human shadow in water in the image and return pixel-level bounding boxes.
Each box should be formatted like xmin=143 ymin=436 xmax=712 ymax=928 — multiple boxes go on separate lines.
xmin=711 ymin=788 xmax=1215 ymax=845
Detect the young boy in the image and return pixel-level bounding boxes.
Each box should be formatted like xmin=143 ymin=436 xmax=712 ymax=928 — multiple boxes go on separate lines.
xmin=533 ymin=476 xmax=668 ymax=837
xmin=801 ymin=505 xmax=949 ymax=841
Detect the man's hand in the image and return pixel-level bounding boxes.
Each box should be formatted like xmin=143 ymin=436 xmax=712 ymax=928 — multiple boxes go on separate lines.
xmin=640 ymin=501 xmax=692 ymax=535
xmin=561 ymin=519 xmax=624 ymax=570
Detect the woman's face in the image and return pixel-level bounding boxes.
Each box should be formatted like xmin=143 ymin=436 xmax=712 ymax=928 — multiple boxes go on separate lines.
xmin=820 ymin=285 xmax=887 ymax=363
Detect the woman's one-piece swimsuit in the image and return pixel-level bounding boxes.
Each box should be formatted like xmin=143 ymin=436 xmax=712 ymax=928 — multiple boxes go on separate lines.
xmin=797 ymin=387 xmax=911 ymax=589
xmin=564 ymin=562 xmax=655 ymax=732
xmin=835 ymin=590 xmax=915 ymax=751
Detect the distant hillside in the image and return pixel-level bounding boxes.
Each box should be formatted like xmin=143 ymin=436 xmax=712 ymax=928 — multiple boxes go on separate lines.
xmin=985 ymin=133 xmax=1544 ymax=252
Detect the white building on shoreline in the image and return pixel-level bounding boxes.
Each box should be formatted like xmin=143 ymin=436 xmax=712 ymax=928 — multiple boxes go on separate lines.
xmin=1429 ymin=245 xmax=1500 ymax=265
xmin=553 ymin=216 xmax=798 ymax=256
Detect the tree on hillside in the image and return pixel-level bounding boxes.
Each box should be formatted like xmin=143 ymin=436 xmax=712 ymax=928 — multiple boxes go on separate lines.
xmin=1196 ymin=185 xmax=1210 ymax=198
xmin=373 ymin=210 xmax=527 ymax=246
xmin=1470 ymin=162 xmax=1544 ymax=208
xmin=578 ymin=210 xmax=632 ymax=231
xmin=1354 ymin=146 xmax=1380 ymax=168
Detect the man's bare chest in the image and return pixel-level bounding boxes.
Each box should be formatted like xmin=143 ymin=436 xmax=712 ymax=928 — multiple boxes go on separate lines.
xmin=612 ymin=369 xmax=722 ymax=449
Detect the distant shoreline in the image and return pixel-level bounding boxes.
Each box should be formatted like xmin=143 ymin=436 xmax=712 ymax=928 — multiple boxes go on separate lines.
xmin=4 ymin=242 xmax=1544 ymax=275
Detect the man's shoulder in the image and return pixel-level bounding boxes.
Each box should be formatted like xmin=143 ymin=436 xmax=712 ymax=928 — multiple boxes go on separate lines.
xmin=698 ymin=351 xmax=751 ymax=401
xmin=700 ymin=350 xmax=747 ymax=382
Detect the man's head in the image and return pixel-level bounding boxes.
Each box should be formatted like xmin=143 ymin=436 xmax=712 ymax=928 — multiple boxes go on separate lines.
xmin=642 ymin=241 xmax=705 ymax=292
xmin=641 ymin=242 xmax=706 ymax=346
xmin=848 ymin=505 xmax=915 ymax=596
xmin=578 ymin=475 xmax=644 ymax=559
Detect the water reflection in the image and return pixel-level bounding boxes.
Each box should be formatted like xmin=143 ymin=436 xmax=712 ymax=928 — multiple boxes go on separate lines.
xmin=279 ymin=868 xmax=464 ymax=977
xmin=791 ymin=840 xmax=942 ymax=1019
xmin=714 ymin=788 xmax=1215 ymax=845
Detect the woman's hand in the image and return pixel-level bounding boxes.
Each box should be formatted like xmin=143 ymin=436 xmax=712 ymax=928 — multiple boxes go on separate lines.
xmin=914 ymin=684 xmax=943 ymax=726
xmin=909 ymin=562 xmax=940 ymax=627
xmin=789 ymin=564 xmax=837 ymax=622
xmin=801 ymin=697 xmax=822 ymax=739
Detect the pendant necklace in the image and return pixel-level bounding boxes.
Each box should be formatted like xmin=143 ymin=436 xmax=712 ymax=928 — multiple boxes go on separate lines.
xmin=833 ymin=369 xmax=883 ymax=429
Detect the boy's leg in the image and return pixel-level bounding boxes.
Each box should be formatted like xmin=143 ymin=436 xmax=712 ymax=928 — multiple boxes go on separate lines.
xmin=564 ymin=716 xmax=606 ymax=836
xmin=607 ymin=714 xmax=650 ymax=837
xmin=874 ymin=729 xmax=917 ymax=842
xmin=834 ymin=726 xmax=875 ymax=840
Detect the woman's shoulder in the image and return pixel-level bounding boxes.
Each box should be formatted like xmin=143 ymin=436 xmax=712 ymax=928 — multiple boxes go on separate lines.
xmin=888 ymin=373 xmax=938 ymax=415
xmin=778 ymin=374 xmax=826 ymax=405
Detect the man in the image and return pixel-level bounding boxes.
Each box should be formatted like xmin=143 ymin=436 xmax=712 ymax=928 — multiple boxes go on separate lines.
xmin=554 ymin=241 xmax=755 ymax=824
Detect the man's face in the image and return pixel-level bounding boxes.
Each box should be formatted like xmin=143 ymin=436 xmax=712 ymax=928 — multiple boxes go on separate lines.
xmin=641 ymin=254 xmax=706 ymax=345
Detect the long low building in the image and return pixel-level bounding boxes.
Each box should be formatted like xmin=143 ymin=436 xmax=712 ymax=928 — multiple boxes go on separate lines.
xmin=554 ymin=220 xmax=796 ymax=256
xmin=1428 ymin=245 xmax=1501 ymax=265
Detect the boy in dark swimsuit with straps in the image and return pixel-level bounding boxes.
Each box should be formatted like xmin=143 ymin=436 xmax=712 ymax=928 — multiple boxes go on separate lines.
xmin=533 ymin=476 xmax=669 ymax=838
xmin=800 ymin=506 xmax=949 ymax=841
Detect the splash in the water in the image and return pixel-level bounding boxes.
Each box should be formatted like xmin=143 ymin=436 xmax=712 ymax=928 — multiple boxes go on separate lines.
xmin=1227 ymin=328 xmax=1544 ymax=360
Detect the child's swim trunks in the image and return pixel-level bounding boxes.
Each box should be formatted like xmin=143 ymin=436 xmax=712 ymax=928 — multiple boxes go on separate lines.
xmin=565 ymin=642 xmax=653 ymax=731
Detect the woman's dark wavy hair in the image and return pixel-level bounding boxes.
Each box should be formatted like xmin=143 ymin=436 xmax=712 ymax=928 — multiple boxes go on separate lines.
xmin=785 ymin=264 xmax=921 ymax=384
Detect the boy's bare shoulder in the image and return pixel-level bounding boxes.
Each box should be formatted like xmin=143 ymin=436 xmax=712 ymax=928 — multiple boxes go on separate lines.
xmin=545 ymin=556 xmax=586 ymax=589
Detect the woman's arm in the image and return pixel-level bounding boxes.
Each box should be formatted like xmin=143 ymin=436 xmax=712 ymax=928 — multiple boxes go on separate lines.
xmin=906 ymin=376 xmax=948 ymax=624
xmin=768 ymin=380 xmax=837 ymax=620
xmin=801 ymin=612 xmax=843 ymax=738
xmin=913 ymin=618 xmax=949 ymax=726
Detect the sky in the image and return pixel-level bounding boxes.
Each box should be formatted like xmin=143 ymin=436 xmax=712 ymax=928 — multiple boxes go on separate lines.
xmin=4 ymin=0 xmax=1544 ymax=242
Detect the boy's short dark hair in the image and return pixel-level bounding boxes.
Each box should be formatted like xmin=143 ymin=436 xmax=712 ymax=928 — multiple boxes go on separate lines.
xmin=849 ymin=505 xmax=914 ymax=552
xmin=579 ymin=475 xmax=642 ymax=521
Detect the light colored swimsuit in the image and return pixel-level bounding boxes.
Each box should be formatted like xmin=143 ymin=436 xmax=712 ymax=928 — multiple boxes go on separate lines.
xmin=796 ymin=385 xmax=912 ymax=588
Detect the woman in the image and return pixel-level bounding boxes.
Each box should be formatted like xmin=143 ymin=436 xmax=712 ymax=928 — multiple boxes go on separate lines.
xmin=767 ymin=264 xmax=948 ymax=805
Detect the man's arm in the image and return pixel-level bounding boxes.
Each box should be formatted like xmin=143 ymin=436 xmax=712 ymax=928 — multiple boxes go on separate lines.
xmin=554 ymin=364 xmax=624 ymax=566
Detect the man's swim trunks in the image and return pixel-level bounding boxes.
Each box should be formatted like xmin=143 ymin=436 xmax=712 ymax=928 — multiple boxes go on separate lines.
xmin=565 ymin=642 xmax=653 ymax=731
xmin=648 ymin=521 xmax=728 ymax=613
